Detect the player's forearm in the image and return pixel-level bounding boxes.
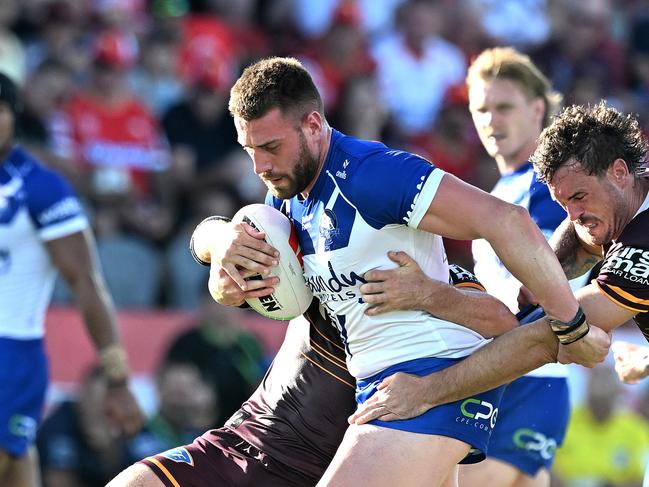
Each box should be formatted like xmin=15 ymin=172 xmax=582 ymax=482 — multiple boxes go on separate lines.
xmin=420 ymin=320 xmax=558 ymax=406
xmin=550 ymin=219 xmax=602 ymax=279
xmin=421 ymin=284 xmax=517 ymax=337
xmin=488 ymin=206 xmax=578 ymax=322
xmin=72 ymin=274 xmax=133 ymax=385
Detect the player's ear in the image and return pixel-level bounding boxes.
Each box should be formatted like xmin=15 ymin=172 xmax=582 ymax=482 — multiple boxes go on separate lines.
xmin=532 ymin=97 xmax=545 ymax=125
xmin=302 ymin=111 xmax=323 ymax=137
xmin=609 ymin=158 xmax=630 ymax=185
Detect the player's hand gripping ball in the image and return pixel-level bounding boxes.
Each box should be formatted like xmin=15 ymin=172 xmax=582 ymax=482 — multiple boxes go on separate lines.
xmin=232 ymin=204 xmax=313 ymax=320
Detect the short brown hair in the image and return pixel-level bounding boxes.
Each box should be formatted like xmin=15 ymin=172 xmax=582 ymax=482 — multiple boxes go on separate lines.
xmin=466 ymin=47 xmax=562 ymax=128
xmin=228 ymin=57 xmax=323 ymax=122
xmin=532 ymin=101 xmax=648 ymax=183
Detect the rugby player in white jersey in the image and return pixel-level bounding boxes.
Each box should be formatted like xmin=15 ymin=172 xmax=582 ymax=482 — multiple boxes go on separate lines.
xmin=350 ymin=102 xmax=649 ymax=476
xmin=0 ymin=72 xmax=142 ymax=486
xmin=208 ymin=57 xmax=609 ymax=487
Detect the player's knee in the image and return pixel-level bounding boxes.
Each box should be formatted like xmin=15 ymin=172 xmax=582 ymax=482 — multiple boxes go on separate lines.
xmin=106 ymin=463 xmax=164 ymax=487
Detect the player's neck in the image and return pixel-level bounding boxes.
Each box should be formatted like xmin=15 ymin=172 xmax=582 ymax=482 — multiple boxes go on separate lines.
xmin=0 ymin=142 xmax=13 ymax=163
xmin=496 ymin=139 xmax=538 ymax=175
xmin=631 ymin=178 xmax=649 ymax=215
xmin=495 ymin=157 xmax=527 ymax=175
xmin=301 ymin=124 xmax=332 ymax=198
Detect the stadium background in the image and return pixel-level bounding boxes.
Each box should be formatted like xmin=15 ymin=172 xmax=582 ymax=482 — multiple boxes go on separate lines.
xmin=3 ymin=0 xmax=649 ymax=485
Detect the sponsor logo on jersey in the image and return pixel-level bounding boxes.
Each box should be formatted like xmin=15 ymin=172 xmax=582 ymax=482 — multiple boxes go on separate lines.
xmin=305 ymin=261 xmax=365 ymax=302
xmin=159 ymin=447 xmax=194 ymax=465
xmin=601 ymin=244 xmax=649 ymax=284
xmin=512 ymin=428 xmax=558 ymax=460
xmin=9 ymin=414 xmax=37 ymax=440
xmin=37 ymin=197 xmax=83 ymax=226
xmin=456 ymin=398 xmax=498 ymax=430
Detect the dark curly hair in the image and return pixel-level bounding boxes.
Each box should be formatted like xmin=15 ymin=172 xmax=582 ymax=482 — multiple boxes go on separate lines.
xmin=228 ymin=57 xmax=323 ymax=122
xmin=532 ymin=101 xmax=648 ymax=183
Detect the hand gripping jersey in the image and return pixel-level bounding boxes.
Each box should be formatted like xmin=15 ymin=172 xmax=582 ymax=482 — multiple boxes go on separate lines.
xmin=268 ymin=129 xmax=489 ymax=379
xmin=0 ymin=147 xmax=88 ymax=339
xmin=594 ymin=192 xmax=649 ymax=339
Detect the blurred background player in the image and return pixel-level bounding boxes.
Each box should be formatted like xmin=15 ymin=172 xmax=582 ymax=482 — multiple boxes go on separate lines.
xmin=463 ymin=47 xmax=570 ymax=487
xmin=0 ymin=72 xmax=142 ymax=487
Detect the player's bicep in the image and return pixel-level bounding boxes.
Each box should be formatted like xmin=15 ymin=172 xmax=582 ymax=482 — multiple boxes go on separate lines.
xmin=417 ymin=173 xmax=519 ymax=240
xmin=45 ymin=229 xmax=98 ymax=288
xmin=575 ymin=283 xmax=638 ymax=333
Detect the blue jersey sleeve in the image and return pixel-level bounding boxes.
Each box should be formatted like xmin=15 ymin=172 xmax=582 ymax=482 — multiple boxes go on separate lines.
xmin=25 ymin=165 xmax=88 ymax=240
xmin=527 ymin=175 xmax=566 ymax=236
xmin=346 ymin=149 xmax=436 ymax=228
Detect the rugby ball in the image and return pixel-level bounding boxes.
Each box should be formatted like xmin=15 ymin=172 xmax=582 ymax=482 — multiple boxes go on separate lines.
xmin=232 ymin=204 xmax=313 ymax=320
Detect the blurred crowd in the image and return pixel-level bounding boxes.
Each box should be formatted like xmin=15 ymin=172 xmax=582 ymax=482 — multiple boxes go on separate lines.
xmin=3 ymin=0 xmax=649 ymax=308
xmin=4 ymin=0 xmax=649 ymax=485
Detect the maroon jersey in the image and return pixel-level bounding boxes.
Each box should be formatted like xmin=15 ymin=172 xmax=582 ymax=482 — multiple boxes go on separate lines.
xmin=220 ymin=300 xmax=355 ymax=480
xmin=594 ymin=203 xmax=649 ymax=339
xmin=141 ymin=265 xmax=484 ymax=486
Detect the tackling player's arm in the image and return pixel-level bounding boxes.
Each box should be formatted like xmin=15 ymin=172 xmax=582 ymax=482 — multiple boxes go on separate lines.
xmin=190 ymin=216 xmax=279 ymax=306
xmin=419 ymin=173 xmax=610 ymax=361
xmin=419 ymin=173 xmax=580 ymax=324
xmin=361 ymin=251 xmax=517 ymax=338
xmin=348 ymin=276 xmax=630 ymax=425
xmin=45 ymin=229 xmax=143 ymax=435
xmin=550 ymin=218 xmax=603 ymax=279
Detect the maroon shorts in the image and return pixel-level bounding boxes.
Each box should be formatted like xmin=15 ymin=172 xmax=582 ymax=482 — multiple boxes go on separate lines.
xmin=139 ymin=428 xmax=318 ymax=487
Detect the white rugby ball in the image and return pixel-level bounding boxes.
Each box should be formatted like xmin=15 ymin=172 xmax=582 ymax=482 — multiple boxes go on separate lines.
xmin=232 ymin=204 xmax=313 ymax=320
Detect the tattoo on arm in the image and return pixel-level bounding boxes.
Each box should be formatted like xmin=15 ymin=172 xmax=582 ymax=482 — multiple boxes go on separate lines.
xmin=551 ymin=222 xmax=601 ymax=279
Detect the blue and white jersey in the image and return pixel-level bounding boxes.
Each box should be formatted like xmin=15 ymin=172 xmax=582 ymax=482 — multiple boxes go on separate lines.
xmin=472 ymin=162 xmax=567 ymax=377
xmin=268 ymin=130 xmax=489 ymax=379
xmin=0 ymin=147 xmax=88 ymax=339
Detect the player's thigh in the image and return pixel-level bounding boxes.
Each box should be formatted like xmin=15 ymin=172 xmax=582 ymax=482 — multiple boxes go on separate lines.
xmin=0 ymin=446 xmax=40 ymax=487
xmin=106 ymin=463 xmax=165 ymax=487
xmin=459 ymin=460 xmax=549 ymax=487
xmin=459 ymin=458 xmax=520 ymax=487
xmin=317 ymin=424 xmax=470 ymax=487
xmin=6 ymin=447 xmax=40 ymax=487
xmin=514 ymin=467 xmax=549 ymax=487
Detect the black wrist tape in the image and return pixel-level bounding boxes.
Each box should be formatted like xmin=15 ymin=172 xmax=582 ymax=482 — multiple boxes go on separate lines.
xmin=548 ymin=307 xmax=590 ymax=345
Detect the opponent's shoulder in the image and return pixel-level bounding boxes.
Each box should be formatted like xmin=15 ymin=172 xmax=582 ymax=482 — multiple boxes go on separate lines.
xmin=618 ymin=204 xmax=649 ymax=246
xmin=596 ymin=208 xmax=649 ymax=314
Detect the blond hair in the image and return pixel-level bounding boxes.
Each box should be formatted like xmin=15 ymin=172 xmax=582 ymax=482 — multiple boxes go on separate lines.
xmin=466 ymin=47 xmax=562 ymax=128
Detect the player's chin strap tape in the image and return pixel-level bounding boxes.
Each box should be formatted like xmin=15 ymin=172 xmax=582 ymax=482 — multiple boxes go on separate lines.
xmin=548 ymin=307 xmax=589 ymax=345
xmin=189 ymin=215 xmax=231 ymax=267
